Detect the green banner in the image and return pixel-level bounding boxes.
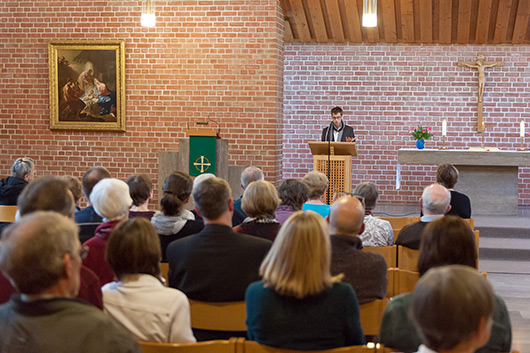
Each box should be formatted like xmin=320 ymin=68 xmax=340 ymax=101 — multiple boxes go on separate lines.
xmin=189 ymin=136 xmax=216 ymax=176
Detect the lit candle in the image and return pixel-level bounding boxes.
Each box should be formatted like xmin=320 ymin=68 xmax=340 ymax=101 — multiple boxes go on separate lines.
xmin=442 ymin=119 xmax=447 ymax=136
xmin=520 ymin=120 xmax=525 ymax=138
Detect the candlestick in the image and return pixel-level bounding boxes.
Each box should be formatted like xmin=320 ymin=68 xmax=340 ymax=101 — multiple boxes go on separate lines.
xmin=520 ymin=120 xmax=525 ymax=138
xmin=440 ymin=135 xmax=447 ymax=150
xmin=521 ymin=136 xmax=525 ymax=151
xmin=442 ymin=119 xmax=447 ymax=136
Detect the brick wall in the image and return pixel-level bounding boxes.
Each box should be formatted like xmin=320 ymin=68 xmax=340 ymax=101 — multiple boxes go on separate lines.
xmin=0 ymin=0 xmax=283 ymax=206
xmin=283 ymin=43 xmax=530 ymax=206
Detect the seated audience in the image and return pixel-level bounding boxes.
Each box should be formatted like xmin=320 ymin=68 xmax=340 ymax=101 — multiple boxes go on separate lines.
xmin=380 ymin=216 xmax=511 ymax=353
xmin=126 ymin=174 xmax=156 ymax=220
xmin=151 ymin=172 xmax=204 ymax=261
xmin=0 ymin=157 xmax=35 ymax=206
xmin=301 ymin=171 xmax=331 ymax=218
xmin=329 ymin=195 xmax=387 ymax=304
xmin=63 ymin=176 xmax=83 ymax=211
xmin=102 ymin=218 xmax=196 ymax=343
xmin=437 ymin=163 xmax=471 ymax=218
xmin=0 ymin=212 xmax=140 ymax=352
xmin=395 ymin=183 xmax=450 ymax=249
xmin=167 ymin=177 xmax=271 ymax=340
xmin=4 ymin=176 xmax=103 ymax=309
xmin=410 ymin=266 xmax=494 ymax=353
xmin=83 ymin=178 xmax=132 ymax=285
xmin=352 ymin=182 xmax=394 ymax=247
xmin=234 ymin=180 xmax=281 ymax=241
xmin=246 ymin=211 xmax=365 ymax=350
xmin=75 ymin=166 xmax=111 ymax=223
xmin=191 ymin=173 xmax=246 ymax=226
xmin=234 ymin=166 xmax=264 ymax=218
xmin=276 ymin=179 xmax=308 ymax=225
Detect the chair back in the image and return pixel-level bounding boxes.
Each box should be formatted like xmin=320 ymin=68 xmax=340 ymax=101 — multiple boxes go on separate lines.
xmin=359 ymin=299 xmax=388 ymax=336
xmin=388 ymin=268 xmax=420 ymax=296
xmin=0 ymin=205 xmax=17 ymax=223
xmin=242 ymin=340 xmax=381 ymax=353
xmin=362 ymin=245 xmax=397 ymax=268
xmin=462 ymin=218 xmax=474 ymax=230
xmin=189 ymin=300 xmax=247 ymax=331
xmin=397 ymin=246 xmax=419 ymax=272
xmin=160 ymin=262 xmax=169 ymax=286
xmin=138 ymin=338 xmax=237 ymax=353
xmin=378 ymin=217 xmax=419 ymax=238
xmin=78 ymin=222 xmax=100 ymax=243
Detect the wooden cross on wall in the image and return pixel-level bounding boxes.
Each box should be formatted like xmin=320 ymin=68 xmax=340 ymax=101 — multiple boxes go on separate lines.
xmin=458 ymin=54 xmax=504 ymax=132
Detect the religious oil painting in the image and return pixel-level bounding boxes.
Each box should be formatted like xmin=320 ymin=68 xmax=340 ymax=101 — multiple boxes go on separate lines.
xmin=48 ymin=41 xmax=126 ymax=131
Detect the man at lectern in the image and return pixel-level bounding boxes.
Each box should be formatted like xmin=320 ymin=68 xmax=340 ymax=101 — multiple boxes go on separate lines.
xmin=321 ymin=107 xmax=356 ymax=142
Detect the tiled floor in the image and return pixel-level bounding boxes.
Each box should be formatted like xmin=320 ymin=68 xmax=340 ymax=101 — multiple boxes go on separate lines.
xmin=375 ymin=203 xmax=530 ymax=352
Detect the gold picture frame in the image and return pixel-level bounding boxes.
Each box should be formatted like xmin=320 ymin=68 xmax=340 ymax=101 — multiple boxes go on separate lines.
xmin=48 ymin=40 xmax=126 ymax=131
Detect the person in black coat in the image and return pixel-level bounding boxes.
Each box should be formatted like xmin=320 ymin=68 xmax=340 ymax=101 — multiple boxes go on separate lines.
xmin=436 ymin=163 xmax=472 ymax=218
xmin=0 ymin=157 xmax=35 ymax=206
xmin=321 ymin=107 xmax=356 ymax=142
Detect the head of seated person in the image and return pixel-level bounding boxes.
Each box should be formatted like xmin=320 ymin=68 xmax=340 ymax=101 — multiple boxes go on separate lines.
xmin=418 ymin=216 xmax=477 ymax=276
xmin=240 ymin=166 xmax=264 ymax=191
xmin=63 ymin=176 xmax=83 ymax=210
xmin=106 ymin=217 xmax=162 ymax=283
xmin=301 ymin=171 xmax=328 ymax=202
xmin=260 ymin=210 xmax=337 ymax=298
xmin=278 ymin=179 xmax=308 ymax=211
xmin=421 ymin=183 xmax=451 ymax=216
xmin=11 ymin=157 xmax=36 ymax=182
xmin=411 ymin=265 xmax=494 ymax=353
xmin=90 ymin=178 xmax=131 ymax=223
xmin=437 ymin=163 xmax=459 ymax=189
xmin=192 ymin=177 xmax=232 ymax=224
xmin=241 ymin=180 xmax=280 ymax=220
xmin=126 ymin=174 xmax=154 ymax=211
xmin=160 ymin=172 xmax=192 ymax=216
xmin=82 ymin=166 xmax=111 ymax=206
xmin=18 ymin=176 xmax=76 ymax=219
xmin=353 ymin=181 xmax=380 ymax=214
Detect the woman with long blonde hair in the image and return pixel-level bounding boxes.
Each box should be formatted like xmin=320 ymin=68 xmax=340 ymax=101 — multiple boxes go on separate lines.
xmin=245 ymin=211 xmax=365 ymax=350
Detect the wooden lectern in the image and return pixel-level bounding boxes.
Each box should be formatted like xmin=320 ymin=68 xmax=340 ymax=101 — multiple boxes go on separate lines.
xmin=308 ymin=141 xmax=357 ymax=204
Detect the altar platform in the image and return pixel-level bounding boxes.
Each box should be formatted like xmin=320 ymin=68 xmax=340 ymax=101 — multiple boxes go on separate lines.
xmin=397 ymin=148 xmax=530 ymax=215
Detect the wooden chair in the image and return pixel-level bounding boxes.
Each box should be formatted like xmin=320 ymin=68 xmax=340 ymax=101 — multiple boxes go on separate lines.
xmin=359 ymin=299 xmax=388 ymax=336
xmin=241 ymin=340 xmax=382 ymax=353
xmin=362 ymin=245 xmax=397 ymax=268
xmin=188 ymin=300 xmax=247 ymax=332
xmin=138 ymin=338 xmax=238 ymax=353
xmin=385 ymin=269 xmax=394 ymax=298
xmin=389 ymin=268 xmax=420 ymax=296
xmin=397 ymin=246 xmax=419 ymax=272
xmin=0 ymin=205 xmax=17 ymax=223
xmin=474 ymin=230 xmax=480 ymax=255
xmin=462 ymin=218 xmax=474 ymax=230
xmin=377 ymin=217 xmax=419 ymax=239
xmin=160 ymin=262 xmax=169 ymax=286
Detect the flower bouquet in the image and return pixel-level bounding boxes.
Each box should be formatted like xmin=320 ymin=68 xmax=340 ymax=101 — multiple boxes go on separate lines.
xmin=409 ymin=125 xmax=433 ymax=149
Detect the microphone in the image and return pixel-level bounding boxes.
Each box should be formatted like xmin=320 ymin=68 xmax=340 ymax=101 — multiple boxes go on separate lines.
xmin=326 ymin=121 xmax=334 ymax=142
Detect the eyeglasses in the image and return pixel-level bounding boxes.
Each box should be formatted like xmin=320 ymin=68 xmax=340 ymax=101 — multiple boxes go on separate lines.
xmin=333 ymin=192 xmax=365 ymax=208
xmin=78 ymin=245 xmax=89 ymax=260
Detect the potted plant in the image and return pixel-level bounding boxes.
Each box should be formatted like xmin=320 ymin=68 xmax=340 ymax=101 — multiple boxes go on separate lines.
xmin=410 ymin=125 xmax=433 ymax=149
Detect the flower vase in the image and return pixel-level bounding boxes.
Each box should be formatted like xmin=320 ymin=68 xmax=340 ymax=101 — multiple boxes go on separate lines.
xmin=416 ymin=139 xmax=425 ymax=150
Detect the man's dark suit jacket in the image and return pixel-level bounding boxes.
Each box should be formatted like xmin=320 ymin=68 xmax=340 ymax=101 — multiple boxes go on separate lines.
xmin=75 ymin=206 xmax=103 ymax=223
xmin=321 ymin=124 xmax=355 ymax=142
xmin=167 ymin=224 xmax=271 ymax=302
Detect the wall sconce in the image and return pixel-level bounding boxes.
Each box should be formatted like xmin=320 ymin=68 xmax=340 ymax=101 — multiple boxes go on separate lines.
xmin=141 ymin=0 xmax=156 ymax=28
xmin=362 ymin=0 xmax=377 ymax=27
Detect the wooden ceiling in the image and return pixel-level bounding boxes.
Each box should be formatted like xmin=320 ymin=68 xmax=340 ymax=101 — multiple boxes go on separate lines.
xmin=280 ymin=0 xmax=530 ymax=44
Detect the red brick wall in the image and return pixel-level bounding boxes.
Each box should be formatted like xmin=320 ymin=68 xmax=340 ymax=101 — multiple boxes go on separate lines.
xmin=283 ymin=43 xmax=530 ymax=206
xmin=0 ymin=0 xmax=283 ymax=205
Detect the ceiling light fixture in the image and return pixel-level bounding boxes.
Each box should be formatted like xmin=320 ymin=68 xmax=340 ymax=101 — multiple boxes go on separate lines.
xmin=141 ymin=0 xmax=156 ymax=28
xmin=362 ymin=0 xmax=377 ymax=28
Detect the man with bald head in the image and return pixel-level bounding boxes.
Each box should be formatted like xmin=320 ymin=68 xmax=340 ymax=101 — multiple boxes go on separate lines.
xmin=0 ymin=212 xmax=140 ymax=352
xmin=396 ymin=183 xmax=452 ymax=250
xmin=328 ymin=195 xmax=387 ymax=304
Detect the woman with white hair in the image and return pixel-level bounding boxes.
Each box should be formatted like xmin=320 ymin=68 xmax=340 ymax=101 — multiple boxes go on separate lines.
xmin=83 ymin=178 xmax=132 ymax=285
xmin=245 ymin=211 xmax=365 ymax=350
xmin=0 ymin=157 xmax=36 ymax=205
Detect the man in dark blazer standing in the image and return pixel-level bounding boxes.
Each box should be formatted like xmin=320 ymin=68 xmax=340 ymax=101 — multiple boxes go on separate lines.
xmin=321 ymin=106 xmax=356 ymax=142
xmin=167 ymin=176 xmax=271 ymax=302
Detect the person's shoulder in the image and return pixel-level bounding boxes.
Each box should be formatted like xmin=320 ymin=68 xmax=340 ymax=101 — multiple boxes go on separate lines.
xmin=233 ymin=229 xmax=272 ymax=247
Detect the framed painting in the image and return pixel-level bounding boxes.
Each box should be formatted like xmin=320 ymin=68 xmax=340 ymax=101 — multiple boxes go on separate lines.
xmin=48 ymin=40 xmax=126 ymax=131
